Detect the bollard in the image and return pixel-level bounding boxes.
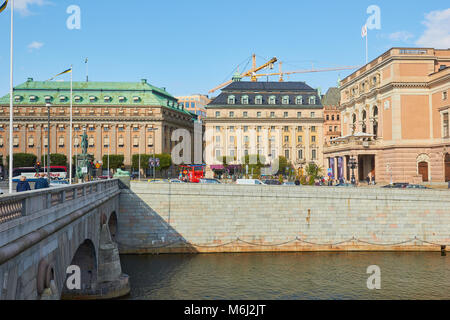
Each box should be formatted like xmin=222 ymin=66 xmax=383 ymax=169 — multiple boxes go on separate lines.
xmin=441 ymin=245 xmax=446 ymax=256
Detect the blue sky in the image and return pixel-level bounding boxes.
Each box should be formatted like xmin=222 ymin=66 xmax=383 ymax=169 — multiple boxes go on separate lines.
xmin=0 ymin=0 xmax=449 ymax=98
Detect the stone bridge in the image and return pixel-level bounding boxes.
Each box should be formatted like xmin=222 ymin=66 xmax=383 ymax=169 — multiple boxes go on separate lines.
xmin=0 ymin=179 xmax=129 ymax=300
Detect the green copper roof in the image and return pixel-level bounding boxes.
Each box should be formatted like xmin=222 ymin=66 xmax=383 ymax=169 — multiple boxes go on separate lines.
xmin=0 ymin=78 xmax=196 ymax=118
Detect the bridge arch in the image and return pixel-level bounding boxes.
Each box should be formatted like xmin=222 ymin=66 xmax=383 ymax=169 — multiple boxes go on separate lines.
xmin=108 ymin=211 xmax=118 ymax=242
xmin=61 ymin=239 xmax=97 ymax=299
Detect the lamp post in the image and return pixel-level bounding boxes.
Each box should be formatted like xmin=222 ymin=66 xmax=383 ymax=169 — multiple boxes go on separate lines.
xmin=348 ymin=156 xmax=358 ymax=185
xmin=46 ymin=103 xmax=51 ymax=181
xmin=148 ymin=126 xmax=158 ymax=179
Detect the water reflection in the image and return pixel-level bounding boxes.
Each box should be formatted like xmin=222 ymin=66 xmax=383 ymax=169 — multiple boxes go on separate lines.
xmin=120 ymin=252 xmax=449 ymax=300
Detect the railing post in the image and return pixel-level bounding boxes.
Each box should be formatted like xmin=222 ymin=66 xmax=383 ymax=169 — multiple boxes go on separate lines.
xmin=61 ymin=190 xmax=66 ymax=204
xmin=46 ymin=193 xmax=52 ymax=209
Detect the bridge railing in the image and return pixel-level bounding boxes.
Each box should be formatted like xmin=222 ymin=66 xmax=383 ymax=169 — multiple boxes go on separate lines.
xmin=0 ymin=179 xmax=119 ymax=224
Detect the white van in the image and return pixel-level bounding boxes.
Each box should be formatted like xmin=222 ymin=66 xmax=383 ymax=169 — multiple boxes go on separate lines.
xmin=236 ymin=179 xmax=266 ymax=185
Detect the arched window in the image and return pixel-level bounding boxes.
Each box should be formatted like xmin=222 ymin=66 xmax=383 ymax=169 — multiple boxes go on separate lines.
xmin=362 ymin=110 xmax=367 ymax=133
xmin=352 ymin=114 xmax=357 ymax=134
xmin=227 ymin=95 xmax=235 ymax=104
xmin=282 ymin=95 xmax=289 ymax=105
xmin=255 ymin=95 xmax=263 ymax=104
xmin=295 ymin=96 xmax=303 ymax=104
xmin=309 ymin=96 xmax=316 ymax=105
xmin=373 ymin=106 xmax=379 ymax=138
xmin=241 ymin=95 xmax=249 ymax=104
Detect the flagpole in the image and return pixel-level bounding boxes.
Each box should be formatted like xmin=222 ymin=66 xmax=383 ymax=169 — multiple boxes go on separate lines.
xmin=69 ymin=65 xmax=73 ymax=184
xmin=9 ymin=0 xmax=14 ymax=194
xmin=366 ymin=29 xmax=368 ymax=64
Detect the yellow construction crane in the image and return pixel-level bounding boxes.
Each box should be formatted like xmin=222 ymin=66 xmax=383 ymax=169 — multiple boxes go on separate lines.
xmin=208 ymin=54 xmax=360 ymax=93
xmin=208 ymin=54 xmax=277 ymax=94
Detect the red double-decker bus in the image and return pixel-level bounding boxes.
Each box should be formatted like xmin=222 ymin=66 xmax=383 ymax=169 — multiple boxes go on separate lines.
xmin=179 ymin=165 xmax=205 ymax=183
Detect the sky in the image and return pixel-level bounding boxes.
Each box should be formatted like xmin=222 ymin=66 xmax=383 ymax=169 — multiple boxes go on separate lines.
xmin=0 ymin=0 xmax=449 ymax=98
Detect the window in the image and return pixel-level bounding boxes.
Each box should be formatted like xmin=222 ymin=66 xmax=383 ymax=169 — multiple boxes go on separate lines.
xmin=215 ymin=126 xmax=221 ymax=133
xmin=284 ymin=112 xmax=289 ymax=118
xmin=58 ymin=136 xmax=65 ymax=147
xmin=147 ymin=136 xmax=153 ymax=147
xmin=215 ymin=149 xmax=221 ymax=159
xmin=229 ymin=111 xmax=234 ymax=118
xmin=89 ymin=126 xmax=95 ymax=131
xmin=298 ymin=136 xmax=303 ymax=143
xmin=215 ymin=136 xmax=220 ymax=143
xmin=257 ymin=126 xmax=262 ymax=132
xmin=215 ymin=111 xmax=220 ymax=117
xmin=332 ymin=115 xmax=335 ymax=121
xmin=133 ymin=136 xmax=139 ymax=147
xmin=296 ymin=96 xmax=303 ymax=105
xmin=334 ymin=126 xmax=338 ymax=132
xmin=284 ymin=126 xmax=289 ymax=132
xmin=244 ymin=135 xmax=250 ymax=143
xmin=311 ymin=136 xmax=316 ymax=143
xmin=28 ymin=137 xmax=34 ymax=147
xmin=285 ymin=149 xmax=290 ymax=159
xmin=284 ymin=136 xmax=289 ymax=142
xmin=337 ymin=114 xmax=340 ymax=121
xmin=329 ymin=126 xmax=332 ymax=132
xmin=89 ymin=137 xmax=95 ymax=147
xmin=243 ymin=111 xmax=248 ymax=117
xmin=257 ymin=112 xmax=261 ymax=118
xmin=298 ymin=149 xmax=303 ymax=159
xmin=229 ymin=126 xmax=234 ymax=133
xmin=309 ymin=96 xmax=316 ymax=105
xmin=244 ymin=149 xmax=249 ymax=156
xmin=297 ymin=112 xmax=302 ymax=118
xmin=241 ymin=95 xmax=249 ymax=104
xmin=443 ymin=113 xmax=449 ymax=138
xmin=270 ymin=112 xmax=275 ymax=118
xmin=257 ymin=136 xmax=261 ymax=143
xmin=230 ymin=136 xmax=235 ymax=144
xmin=104 ymin=96 xmax=112 ymax=102
xmin=443 ymin=91 xmax=448 ymax=100
xmin=311 ymin=149 xmax=317 ymax=160
xmin=243 ymin=126 xmax=248 ymax=132
xmin=133 ymin=126 xmax=139 ymax=131
xmin=118 ymin=136 xmax=124 ymax=147
xmin=269 ymin=96 xmax=276 ymax=104
xmin=311 ymin=126 xmax=316 ymax=132
xmin=297 ymin=126 xmax=303 ymax=132
xmin=227 ymin=95 xmax=235 ymax=104
xmin=282 ymin=96 xmax=289 ymax=104
xmin=310 ymin=112 xmax=315 ymax=118
xmin=326 ymin=115 xmax=330 ymax=121
xmin=118 ymin=126 xmax=124 ymax=132
xmin=255 ymin=95 xmax=263 ymax=104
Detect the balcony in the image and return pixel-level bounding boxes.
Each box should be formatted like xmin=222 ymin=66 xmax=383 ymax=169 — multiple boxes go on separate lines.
xmin=324 ymin=132 xmax=380 ymax=152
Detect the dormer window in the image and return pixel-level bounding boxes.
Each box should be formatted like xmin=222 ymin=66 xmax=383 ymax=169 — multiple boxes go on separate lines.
xmin=282 ymin=96 xmax=289 ymax=105
xmin=29 ymin=95 xmax=37 ymax=102
xmin=133 ymin=96 xmax=141 ymax=103
xmin=118 ymin=96 xmax=126 ymax=103
xmin=227 ymin=95 xmax=235 ymax=104
xmin=44 ymin=96 xmax=52 ymax=103
xmin=104 ymin=96 xmax=112 ymax=102
xmin=241 ymin=95 xmax=249 ymax=104
xmin=309 ymin=96 xmax=316 ymax=105
xmin=255 ymin=95 xmax=263 ymax=104
xmin=89 ymin=96 xmax=97 ymax=102
xmin=269 ymin=96 xmax=276 ymax=104
xmin=74 ymin=96 xmax=82 ymax=102
xmin=14 ymin=95 xmax=22 ymax=102
xmin=59 ymin=96 xmax=67 ymax=102
xmin=295 ymin=96 xmax=303 ymax=105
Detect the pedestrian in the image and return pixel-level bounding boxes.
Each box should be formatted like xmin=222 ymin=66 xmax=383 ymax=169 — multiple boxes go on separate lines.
xmin=35 ymin=173 xmax=50 ymax=190
xmin=16 ymin=176 xmax=31 ymax=192
xmin=371 ymin=175 xmax=376 ymax=185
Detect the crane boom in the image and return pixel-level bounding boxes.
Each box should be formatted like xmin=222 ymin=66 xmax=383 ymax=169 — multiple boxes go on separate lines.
xmin=256 ymin=66 xmax=361 ymax=79
xmin=208 ymin=55 xmax=277 ymax=93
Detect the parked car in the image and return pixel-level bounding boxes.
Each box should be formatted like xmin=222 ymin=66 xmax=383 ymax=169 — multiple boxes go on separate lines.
xmin=263 ymin=179 xmax=282 ymax=185
xmin=169 ymin=179 xmax=184 ymax=183
xmin=406 ymin=184 xmax=431 ymax=189
xmin=236 ymin=179 xmax=266 ymax=185
xmin=199 ymin=178 xmax=221 ymax=184
xmin=382 ymin=183 xmax=409 ymax=189
xmin=50 ymin=180 xmax=69 ymax=187
xmin=282 ymin=182 xmax=296 ymax=186
xmin=148 ymin=179 xmax=169 ymax=183
xmin=336 ymin=183 xmax=357 ymax=187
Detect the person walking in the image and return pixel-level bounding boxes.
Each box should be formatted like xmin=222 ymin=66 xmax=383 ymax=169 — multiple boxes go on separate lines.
xmin=16 ymin=176 xmax=31 ymax=192
xmin=35 ymin=173 xmax=50 ymax=190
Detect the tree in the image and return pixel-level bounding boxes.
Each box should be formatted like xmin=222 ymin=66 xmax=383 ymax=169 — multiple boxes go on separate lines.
xmin=6 ymin=153 xmax=37 ymax=168
xmin=273 ymin=156 xmax=291 ymax=175
xmin=131 ymin=154 xmax=151 ymax=171
xmin=101 ymin=155 xmax=124 ymax=171
xmin=305 ymin=163 xmax=323 ymax=183
xmin=41 ymin=153 xmax=67 ymax=166
xmin=241 ymin=154 xmax=265 ymax=177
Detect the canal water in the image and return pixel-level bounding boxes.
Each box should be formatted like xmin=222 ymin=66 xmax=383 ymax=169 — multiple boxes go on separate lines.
xmin=120 ymin=252 xmax=449 ymax=300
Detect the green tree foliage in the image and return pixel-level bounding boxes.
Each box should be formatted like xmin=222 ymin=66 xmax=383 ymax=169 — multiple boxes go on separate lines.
xmin=273 ymin=156 xmax=291 ymax=175
xmin=101 ymin=155 xmax=124 ymax=170
xmin=7 ymin=153 xmax=37 ymax=168
xmin=131 ymin=153 xmax=172 ymax=171
xmin=241 ymin=154 xmax=265 ymax=176
xmin=41 ymin=153 xmax=67 ymax=166
xmin=305 ymin=163 xmax=323 ymax=184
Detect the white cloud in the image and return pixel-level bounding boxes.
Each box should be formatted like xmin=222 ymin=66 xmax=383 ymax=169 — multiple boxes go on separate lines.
xmin=14 ymin=0 xmax=48 ymax=16
xmin=416 ymin=8 xmax=450 ymax=48
xmin=28 ymin=41 xmax=44 ymax=52
xmin=388 ymin=31 xmax=414 ymax=42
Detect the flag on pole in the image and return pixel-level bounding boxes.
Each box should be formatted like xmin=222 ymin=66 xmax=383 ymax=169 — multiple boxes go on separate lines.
xmin=361 ymin=24 xmax=367 ymax=38
xmin=0 ymin=0 xmax=8 ymax=14
xmin=47 ymin=68 xmax=72 ymax=81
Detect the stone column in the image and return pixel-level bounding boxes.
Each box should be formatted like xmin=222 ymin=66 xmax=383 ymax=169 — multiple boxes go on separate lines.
xmin=51 ymin=124 xmax=57 ymax=154
xmin=111 ymin=124 xmax=117 ymax=155
xmin=264 ymin=126 xmax=270 ymax=165
xmin=95 ymin=124 xmax=102 ymax=161
xmin=125 ymin=125 xmax=131 ymax=166
xmin=291 ymin=126 xmax=297 ymax=164
xmin=304 ymin=126 xmax=310 ymax=162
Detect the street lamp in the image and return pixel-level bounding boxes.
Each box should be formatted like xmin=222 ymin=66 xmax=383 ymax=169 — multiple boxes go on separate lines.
xmin=46 ymin=103 xmax=51 ymax=181
xmin=148 ymin=126 xmax=159 ymax=179
xmin=348 ymin=156 xmax=358 ymax=185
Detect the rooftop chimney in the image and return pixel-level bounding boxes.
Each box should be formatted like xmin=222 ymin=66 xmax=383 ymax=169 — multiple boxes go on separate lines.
xmin=27 ymin=77 xmax=33 ymax=82
xmin=141 ymin=79 xmax=147 ymax=84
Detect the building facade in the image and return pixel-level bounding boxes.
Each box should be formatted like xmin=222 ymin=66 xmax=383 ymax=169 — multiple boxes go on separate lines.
xmin=324 ymin=48 xmax=450 ymax=183
xmin=0 ymin=78 xmax=197 ymax=167
xmin=322 ymin=87 xmax=341 ymax=145
xmin=176 ymin=94 xmax=210 ymax=120
xmin=204 ymin=81 xmax=324 ymax=171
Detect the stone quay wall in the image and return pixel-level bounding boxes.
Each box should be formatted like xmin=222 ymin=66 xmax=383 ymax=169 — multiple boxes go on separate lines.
xmin=117 ymin=182 xmax=450 ymax=254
